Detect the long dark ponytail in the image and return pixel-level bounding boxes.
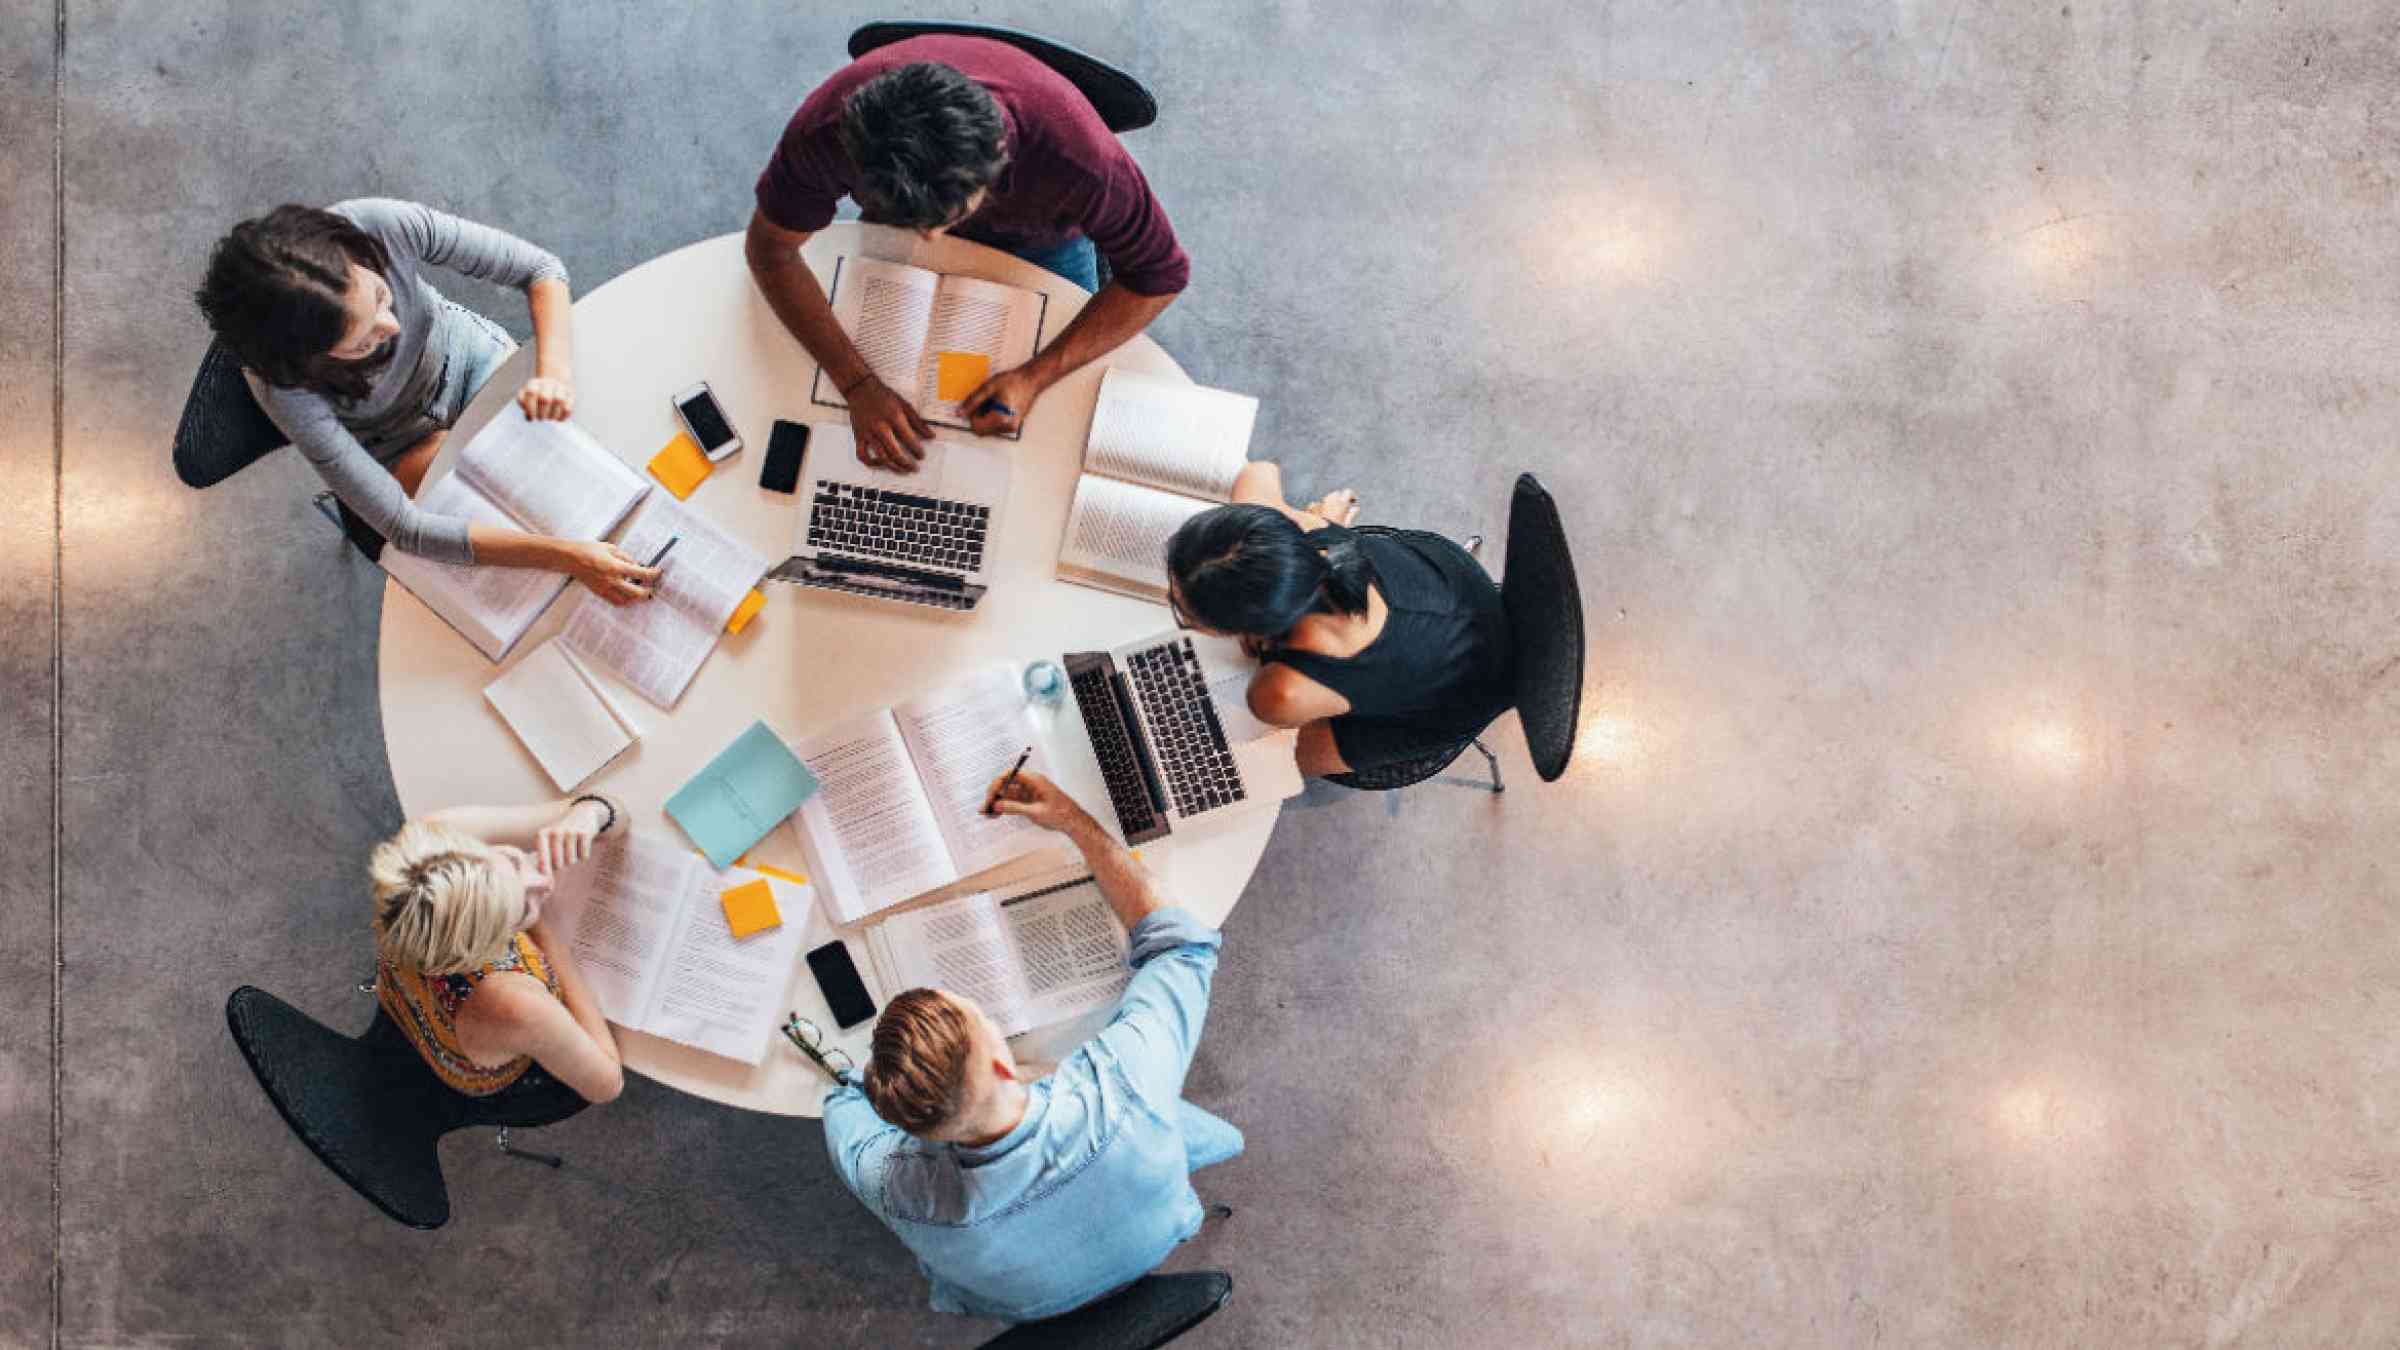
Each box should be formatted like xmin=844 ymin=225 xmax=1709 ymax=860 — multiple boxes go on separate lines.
xmin=194 ymin=204 xmax=394 ymax=402
xmin=1165 ymin=504 xmax=1378 ymax=639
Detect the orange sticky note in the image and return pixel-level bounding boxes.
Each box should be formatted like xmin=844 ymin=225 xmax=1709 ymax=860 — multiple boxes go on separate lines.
xmin=749 ymin=861 xmax=809 ymax=887
xmin=647 ymin=431 xmax=712 ymax=500
xmin=724 ymin=588 xmax=766 ymax=635
xmin=720 ymin=877 xmax=782 ymax=939
xmin=935 ymin=350 xmax=991 ymax=402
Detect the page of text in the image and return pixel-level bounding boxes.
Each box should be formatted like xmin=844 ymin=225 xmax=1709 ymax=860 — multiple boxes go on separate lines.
xmin=884 ymin=893 xmax=1031 ymax=1035
xmin=792 ymin=710 xmax=957 ymax=924
xmin=383 ymin=475 xmax=568 ymax=658
xmin=895 ymin=665 xmax=1058 ymax=877
xmin=1058 ymin=474 xmax=1213 ymax=594
xmin=1005 ymin=880 xmax=1132 ymax=1026
xmin=916 ymin=275 xmax=1040 ymax=423
xmin=1084 ymin=367 xmax=1255 ymax=501
xmin=645 ymin=871 xmax=810 ymax=1064
xmin=458 ymin=405 xmax=646 ymax=540
xmin=826 ymin=258 xmax=939 ymax=406
xmin=548 ymin=828 xmax=695 ymax=1026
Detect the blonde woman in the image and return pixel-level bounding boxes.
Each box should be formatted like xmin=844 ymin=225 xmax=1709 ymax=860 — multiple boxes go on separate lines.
xmin=370 ymin=796 xmax=626 ymax=1105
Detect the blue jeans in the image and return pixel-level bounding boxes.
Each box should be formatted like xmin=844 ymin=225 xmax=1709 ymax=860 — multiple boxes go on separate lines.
xmin=1002 ymin=235 xmax=1100 ymax=292
xmin=1179 ymin=1100 xmax=1244 ymax=1172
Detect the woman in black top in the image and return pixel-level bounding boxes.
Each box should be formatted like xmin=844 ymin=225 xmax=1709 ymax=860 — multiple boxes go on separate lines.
xmin=1164 ymin=462 xmax=1512 ymax=776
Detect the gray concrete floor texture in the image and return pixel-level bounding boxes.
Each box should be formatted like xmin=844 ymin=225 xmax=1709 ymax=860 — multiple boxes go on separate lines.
xmin=10 ymin=1 xmax=2400 ymax=1346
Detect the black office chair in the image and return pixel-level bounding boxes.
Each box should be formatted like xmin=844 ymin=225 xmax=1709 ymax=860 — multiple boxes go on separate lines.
xmin=976 ymin=1271 xmax=1233 ymax=1350
xmin=1325 ymin=475 xmax=1585 ymax=792
xmin=172 ymin=339 xmax=286 ymax=489
xmin=224 ymin=985 xmax=586 ymax=1230
xmin=849 ymin=21 xmax=1157 ymax=133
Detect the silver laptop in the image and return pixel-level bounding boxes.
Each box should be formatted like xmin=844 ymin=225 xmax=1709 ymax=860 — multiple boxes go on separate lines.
xmin=770 ymin=422 xmax=1012 ymax=611
xmin=1058 ymin=630 xmax=1304 ymax=845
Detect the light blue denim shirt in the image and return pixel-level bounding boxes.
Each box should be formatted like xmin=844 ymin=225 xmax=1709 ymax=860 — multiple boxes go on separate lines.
xmin=824 ymin=906 xmax=1224 ymax=1321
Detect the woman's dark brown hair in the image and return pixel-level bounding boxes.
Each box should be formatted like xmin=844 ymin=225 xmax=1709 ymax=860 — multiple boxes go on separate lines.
xmin=194 ymin=204 xmax=394 ymax=402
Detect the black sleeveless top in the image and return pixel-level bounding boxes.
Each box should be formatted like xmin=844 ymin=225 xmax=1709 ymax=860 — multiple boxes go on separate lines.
xmin=1267 ymin=526 xmax=1513 ymax=746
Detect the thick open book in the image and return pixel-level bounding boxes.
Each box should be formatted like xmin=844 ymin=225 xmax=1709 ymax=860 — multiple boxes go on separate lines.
xmin=381 ymin=407 xmax=651 ymax=660
xmin=808 ymin=256 xmax=1050 ymax=437
xmin=788 ymin=665 xmax=1066 ymax=926
xmin=1056 ymin=367 xmax=1259 ymax=601
xmin=559 ymin=495 xmax=771 ymax=709
xmin=546 ymin=827 xmax=812 ymax=1065
xmin=482 ymin=637 xmax=643 ymax=791
xmin=865 ymin=874 xmax=1131 ymax=1039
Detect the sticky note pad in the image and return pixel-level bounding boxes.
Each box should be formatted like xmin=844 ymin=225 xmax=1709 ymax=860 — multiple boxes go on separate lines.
xmin=935 ymin=351 xmax=991 ymax=402
xmin=647 ymin=431 xmax=712 ymax=500
xmin=720 ymin=878 xmax=782 ymax=939
xmin=724 ymin=588 xmax=767 ymax=635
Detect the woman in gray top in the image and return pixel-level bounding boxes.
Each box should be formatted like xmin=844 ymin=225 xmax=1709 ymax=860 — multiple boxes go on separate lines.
xmin=195 ymin=198 xmax=659 ymax=603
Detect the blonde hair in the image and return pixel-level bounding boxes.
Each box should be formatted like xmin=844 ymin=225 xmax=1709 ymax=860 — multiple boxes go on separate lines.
xmin=864 ymin=989 xmax=977 ymax=1135
xmin=368 ymin=821 xmax=527 ymax=975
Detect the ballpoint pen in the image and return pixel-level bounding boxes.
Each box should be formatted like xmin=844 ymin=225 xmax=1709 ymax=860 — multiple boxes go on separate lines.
xmin=645 ymin=535 xmax=681 ymax=568
xmin=984 ymin=745 xmax=1034 ymax=816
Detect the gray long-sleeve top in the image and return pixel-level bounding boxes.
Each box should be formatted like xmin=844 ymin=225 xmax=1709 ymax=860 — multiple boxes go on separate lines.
xmin=246 ymin=198 xmax=568 ymax=563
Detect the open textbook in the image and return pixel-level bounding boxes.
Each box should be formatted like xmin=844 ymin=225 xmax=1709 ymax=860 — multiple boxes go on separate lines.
xmin=546 ymin=827 xmax=811 ymax=1065
xmin=789 ymin=665 xmax=1068 ymax=925
xmin=559 ymin=495 xmax=771 ymax=709
xmin=381 ymin=406 xmax=651 ymax=660
xmin=482 ymin=637 xmax=643 ymax=791
xmin=865 ymin=875 xmax=1131 ymax=1038
xmin=808 ymin=256 xmax=1050 ymax=436
xmin=1056 ymin=367 xmax=1259 ymax=601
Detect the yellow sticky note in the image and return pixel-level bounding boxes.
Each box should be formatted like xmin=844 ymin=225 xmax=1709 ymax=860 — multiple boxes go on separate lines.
xmin=935 ymin=351 xmax=991 ymax=402
xmin=720 ymin=877 xmax=783 ymax=940
xmin=647 ymin=431 xmax=712 ymax=500
xmin=748 ymin=861 xmax=809 ymax=887
xmin=724 ymin=588 xmax=767 ymax=635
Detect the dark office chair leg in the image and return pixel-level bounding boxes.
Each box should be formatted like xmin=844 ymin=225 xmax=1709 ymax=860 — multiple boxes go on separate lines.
xmin=1473 ymin=738 xmax=1504 ymax=794
xmin=495 ymin=1127 xmax=564 ymax=1169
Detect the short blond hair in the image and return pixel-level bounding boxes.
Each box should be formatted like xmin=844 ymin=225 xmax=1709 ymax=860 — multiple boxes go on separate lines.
xmin=368 ymin=821 xmax=527 ymax=975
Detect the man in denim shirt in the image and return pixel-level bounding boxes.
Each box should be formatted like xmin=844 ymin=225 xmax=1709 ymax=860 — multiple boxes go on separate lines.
xmin=821 ymin=770 xmax=1244 ymax=1321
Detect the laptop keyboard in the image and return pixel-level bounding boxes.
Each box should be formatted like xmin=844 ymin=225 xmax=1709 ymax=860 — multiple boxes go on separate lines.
xmin=807 ymin=482 xmax=990 ymax=574
xmin=1068 ymin=658 xmax=1166 ymax=843
xmin=1126 ymin=639 xmax=1247 ymax=817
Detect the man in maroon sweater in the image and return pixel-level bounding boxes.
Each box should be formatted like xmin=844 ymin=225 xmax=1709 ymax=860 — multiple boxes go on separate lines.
xmin=746 ymin=35 xmax=1189 ymax=472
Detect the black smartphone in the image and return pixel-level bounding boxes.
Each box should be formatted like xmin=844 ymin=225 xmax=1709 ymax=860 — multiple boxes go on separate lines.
xmin=761 ymin=419 xmax=809 ymax=494
xmin=806 ymin=940 xmax=877 ymax=1029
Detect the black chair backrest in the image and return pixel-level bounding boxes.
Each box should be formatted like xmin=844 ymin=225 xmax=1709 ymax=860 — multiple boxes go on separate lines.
xmin=1501 ymin=474 xmax=1584 ymax=782
xmin=173 ymin=341 xmax=287 ymax=489
xmin=978 ymin=1271 xmax=1233 ymax=1350
xmin=848 ymin=21 xmax=1158 ymax=133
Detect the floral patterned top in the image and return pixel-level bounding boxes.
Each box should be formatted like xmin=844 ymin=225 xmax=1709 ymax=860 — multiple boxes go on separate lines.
xmin=377 ymin=933 xmax=562 ymax=1096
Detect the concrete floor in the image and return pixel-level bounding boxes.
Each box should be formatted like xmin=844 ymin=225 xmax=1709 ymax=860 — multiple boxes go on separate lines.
xmin=10 ymin=1 xmax=2400 ymax=1345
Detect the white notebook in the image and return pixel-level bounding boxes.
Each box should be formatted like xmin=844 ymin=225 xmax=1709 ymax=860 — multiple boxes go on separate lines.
xmin=380 ymin=406 xmax=650 ymax=660
xmin=558 ymin=495 xmax=771 ymax=709
xmin=482 ymin=637 xmax=642 ymax=791
xmin=1056 ymin=367 xmax=1259 ymax=601
xmin=864 ymin=874 xmax=1130 ymax=1039
xmin=788 ymin=664 xmax=1067 ymax=926
xmin=808 ymin=255 xmax=1050 ymax=436
xmin=546 ymin=828 xmax=812 ymax=1065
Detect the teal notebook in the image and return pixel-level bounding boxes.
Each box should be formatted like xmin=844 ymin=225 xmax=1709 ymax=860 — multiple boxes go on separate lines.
xmin=665 ymin=721 xmax=820 ymax=868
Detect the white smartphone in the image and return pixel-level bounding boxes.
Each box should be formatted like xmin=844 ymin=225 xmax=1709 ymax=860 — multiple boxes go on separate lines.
xmin=672 ymin=381 xmax=743 ymax=462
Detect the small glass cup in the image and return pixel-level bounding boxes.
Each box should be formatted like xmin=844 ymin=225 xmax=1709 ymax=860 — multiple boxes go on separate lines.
xmin=1022 ymin=658 xmax=1067 ymax=707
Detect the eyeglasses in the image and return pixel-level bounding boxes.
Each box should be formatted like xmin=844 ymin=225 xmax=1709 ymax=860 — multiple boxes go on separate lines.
xmin=781 ymin=1013 xmax=856 ymax=1080
xmin=1167 ymin=588 xmax=1197 ymax=631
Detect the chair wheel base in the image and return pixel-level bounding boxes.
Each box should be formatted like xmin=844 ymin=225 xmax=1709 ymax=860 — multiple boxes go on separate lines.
xmin=496 ymin=1127 xmax=564 ymax=1169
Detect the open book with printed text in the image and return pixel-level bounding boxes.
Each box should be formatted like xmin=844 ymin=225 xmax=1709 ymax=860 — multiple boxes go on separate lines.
xmin=381 ymin=406 xmax=650 ymax=660
xmin=809 ymin=256 xmax=1050 ymax=437
xmin=546 ymin=827 xmax=812 ymax=1065
xmin=559 ymin=494 xmax=771 ymax=709
xmin=1056 ymin=367 xmax=1259 ymax=601
xmin=788 ymin=665 xmax=1069 ymax=926
xmin=865 ymin=874 xmax=1131 ymax=1039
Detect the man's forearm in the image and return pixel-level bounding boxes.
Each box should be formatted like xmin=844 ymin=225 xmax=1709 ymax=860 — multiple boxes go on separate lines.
xmin=1064 ymin=813 xmax=1170 ymax=931
xmin=1024 ymin=283 xmax=1176 ymax=389
xmin=746 ymin=242 xmax=875 ymax=391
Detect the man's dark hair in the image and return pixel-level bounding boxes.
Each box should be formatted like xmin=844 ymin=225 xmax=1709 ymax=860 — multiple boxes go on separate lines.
xmin=839 ymin=62 xmax=1008 ymax=229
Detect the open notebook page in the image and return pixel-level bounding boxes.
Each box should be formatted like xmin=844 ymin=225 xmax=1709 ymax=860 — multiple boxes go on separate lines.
xmin=876 ymin=893 xmax=1037 ymax=1035
xmin=1057 ymin=475 xmax=1214 ymax=596
xmin=792 ymin=708 xmax=959 ymax=925
xmin=558 ymin=496 xmax=769 ymax=708
xmin=547 ymin=828 xmax=697 ymax=1027
xmin=455 ymin=405 xmax=648 ymax=540
xmin=894 ymin=666 xmax=1060 ymax=878
xmin=820 ymin=257 xmax=939 ymax=407
xmin=1084 ymin=367 xmax=1255 ymax=501
xmin=483 ymin=638 xmax=639 ymax=792
xmin=642 ymin=865 xmax=810 ymax=1064
xmin=1005 ymin=879 xmax=1132 ymax=1029
xmin=915 ymin=275 xmax=1043 ymax=425
xmin=382 ymin=475 xmax=569 ymax=658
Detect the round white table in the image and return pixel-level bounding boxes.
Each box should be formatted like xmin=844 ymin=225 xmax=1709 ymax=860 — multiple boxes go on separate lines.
xmin=378 ymin=223 xmax=1280 ymax=1116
